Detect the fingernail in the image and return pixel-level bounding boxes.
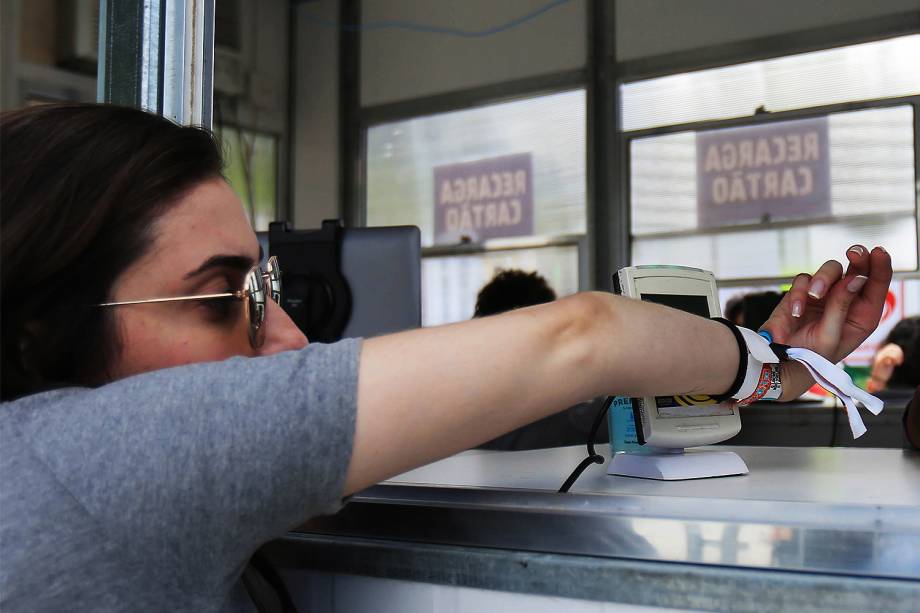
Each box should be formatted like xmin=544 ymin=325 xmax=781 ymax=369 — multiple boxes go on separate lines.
xmin=792 ymin=300 xmax=803 ymax=318
xmin=847 ymin=275 xmax=868 ymax=293
xmin=808 ymin=279 xmax=826 ymax=299
xmin=848 ymin=245 xmax=866 ymax=257
xmin=878 ymin=246 xmax=888 ymax=254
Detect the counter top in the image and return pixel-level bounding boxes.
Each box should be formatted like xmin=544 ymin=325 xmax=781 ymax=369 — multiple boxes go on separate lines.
xmin=300 ymin=446 xmax=919 ymax=580
xmin=387 ymin=444 xmax=920 ymax=512
xmin=266 ymin=446 xmax=920 ymax=612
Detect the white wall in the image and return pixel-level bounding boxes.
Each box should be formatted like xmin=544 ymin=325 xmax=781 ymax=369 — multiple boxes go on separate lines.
xmin=615 ymin=0 xmax=920 ymax=61
xmin=360 ymin=0 xmax=588 ymax=106
xmin=292 ymin=0 xmax=342 ymax=228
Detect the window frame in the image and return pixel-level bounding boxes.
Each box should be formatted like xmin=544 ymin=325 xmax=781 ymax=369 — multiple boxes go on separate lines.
xmin=357 ymin=70 xmax=592 ymax=293
xmin=611 ymin=19 xmax=920 ymax=289
xmin=346 ymin=7 xmax=920 ymax=296
xmin=622 ymin=95 xmax=920 ymax=286
xmin=214 ymin=121 xmax=282 ymax=230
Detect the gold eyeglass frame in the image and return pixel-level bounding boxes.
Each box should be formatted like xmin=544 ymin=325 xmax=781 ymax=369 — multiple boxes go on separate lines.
xmin=96 ymin=256 xmax=282 ymax=349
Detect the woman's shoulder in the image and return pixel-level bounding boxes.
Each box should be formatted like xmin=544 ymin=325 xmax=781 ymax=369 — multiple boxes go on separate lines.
xmin=2 ymin=386 xmax=90 ymax=414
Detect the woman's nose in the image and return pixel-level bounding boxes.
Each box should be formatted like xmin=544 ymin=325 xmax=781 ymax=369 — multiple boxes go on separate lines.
xmin=259 ymin=299 xmax=308 ymax=355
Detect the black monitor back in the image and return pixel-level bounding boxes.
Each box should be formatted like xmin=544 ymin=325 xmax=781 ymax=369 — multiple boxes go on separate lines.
xmin=259 ymin=223 xmax=421 ymax=341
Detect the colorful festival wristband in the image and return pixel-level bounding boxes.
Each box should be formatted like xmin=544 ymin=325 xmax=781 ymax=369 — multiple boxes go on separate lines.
xmin=737 ymin=363 xmax=782 ymax=405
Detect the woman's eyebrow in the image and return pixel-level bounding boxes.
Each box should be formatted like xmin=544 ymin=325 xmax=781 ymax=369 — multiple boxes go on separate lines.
xmin=183 ymin=254 xmax=255 ymax=280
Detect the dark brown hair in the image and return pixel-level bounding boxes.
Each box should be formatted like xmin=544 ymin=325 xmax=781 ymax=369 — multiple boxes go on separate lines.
xmin=474 ymin=269 xmax=557 ymax=318
xmin=1 ymin=103 xmax=223 ymax=400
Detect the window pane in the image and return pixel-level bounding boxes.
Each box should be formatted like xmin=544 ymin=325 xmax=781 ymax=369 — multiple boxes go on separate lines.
xmin=421 ymin=245 xmax=579 ymax=327
xmin=629 ymin=106 xmax=917 ymax=278
xmin=367 ymin=90 xmax=586 ymax=246
xmin=622 ymin=35 xmax=920 ymax=132
xmin=218 ymin=126 xmax=278 ymax=231
xmin=633 ymin=215 xmax=916 ymax=280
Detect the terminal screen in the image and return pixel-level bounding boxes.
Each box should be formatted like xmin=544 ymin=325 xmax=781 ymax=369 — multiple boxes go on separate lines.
xmin=640 ymin=291 xmax=735 ymax=418
xmin=639 ymin=293 xmax=709 ymax=318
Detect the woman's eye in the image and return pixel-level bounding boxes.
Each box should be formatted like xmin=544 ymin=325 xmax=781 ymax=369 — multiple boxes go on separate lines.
xmin=201 ymin=298 xmax=237 ymax=321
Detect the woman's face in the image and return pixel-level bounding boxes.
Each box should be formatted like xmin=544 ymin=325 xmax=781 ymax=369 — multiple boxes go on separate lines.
xmin=107 ymin=177 xmax=307 ymax=379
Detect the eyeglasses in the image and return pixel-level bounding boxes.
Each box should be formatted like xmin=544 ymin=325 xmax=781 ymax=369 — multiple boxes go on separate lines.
xmin=96 ymin=256 xmax=282 ymax=349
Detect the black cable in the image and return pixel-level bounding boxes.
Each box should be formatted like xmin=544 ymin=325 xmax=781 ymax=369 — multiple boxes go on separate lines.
xmin=559 ymin=396 xmax=614 ymax=493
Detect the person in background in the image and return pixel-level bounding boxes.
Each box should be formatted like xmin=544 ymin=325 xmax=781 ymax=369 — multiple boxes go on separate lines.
xmin=724 ymin=291 xmax=785 ymax=330
xmin=473 ymin=269 xmax=557 ymax=317
xmin=867 ymin=316 xmax=920 ymax=393
xmin=903 ymin=386 xmax=920 ymax=450
xmin=865 ymin=316 xmax=920 ymax=450
xmin=474 ymin=269 xmax=609 ymax=450
xmin=724 ymin=295 xmax=744 ymax=326
xmin=741 ymin=291 xmax=785 ymax=331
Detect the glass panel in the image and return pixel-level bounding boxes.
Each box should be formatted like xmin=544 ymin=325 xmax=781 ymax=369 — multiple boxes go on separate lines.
xmin=367 ymin=89 xmax=586 ymax=246
xmin=422 ymin=245 xmax=579 ymax=327
xmin=629 ymin=106 xmax=917 ymax=278
xmin=622 ymin=35 xmax=920 ymax=132
xmin=217 ymin=125 xmax=278 ymax=231
xmin=633 ymin=216 xmax=916 ymax=280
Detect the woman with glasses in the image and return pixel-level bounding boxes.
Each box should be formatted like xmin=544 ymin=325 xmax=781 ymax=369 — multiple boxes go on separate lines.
xmin=0 ymin=104 xmax=893 ymax=612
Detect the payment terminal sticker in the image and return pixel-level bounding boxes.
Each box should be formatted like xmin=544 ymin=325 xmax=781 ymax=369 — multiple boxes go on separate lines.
xmin=655 ymin=395 xmax=735 ymax=418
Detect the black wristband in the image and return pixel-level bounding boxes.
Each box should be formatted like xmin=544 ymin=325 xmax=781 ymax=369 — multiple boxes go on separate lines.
xmin=769 ymin=342 xmax=791 ymax=360
xmin=710 ymin=317 xmax=747 ymax=402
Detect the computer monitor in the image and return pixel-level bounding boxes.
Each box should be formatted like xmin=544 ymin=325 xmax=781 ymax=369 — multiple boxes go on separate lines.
xmin=258 ymin=224 xmax=421 ymax=341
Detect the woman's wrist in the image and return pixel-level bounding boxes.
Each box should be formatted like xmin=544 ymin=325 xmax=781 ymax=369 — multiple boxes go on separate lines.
xmin=778 ymin=360 xmax=813 ymax=402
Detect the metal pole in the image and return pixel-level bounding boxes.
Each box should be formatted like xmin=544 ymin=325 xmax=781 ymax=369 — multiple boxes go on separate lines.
xmin=340 ymin=0 xmax=362 ymax=226
xmin=588 ymin=0 xmax=627 ymax=291
xmin=98 ymin=0 xmax=214 ymax=127
xmin=98 ymin=0 xmax=145 ymax=107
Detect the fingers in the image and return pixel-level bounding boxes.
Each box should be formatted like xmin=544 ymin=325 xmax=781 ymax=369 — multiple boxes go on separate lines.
xmin=817 ymin=271 xmax=867 ymax=348
xmin=786 ymin=272 xmax=812 ymax=320
xmin=862 ymin=246 xmax=893 ymax=311
xmin=805 ymin=259 xmax=843 ymax=301
xmin=761 ymin=272 xmax=811 ymax=343
xmin=844 ymin=244 xmax=870 ymax=278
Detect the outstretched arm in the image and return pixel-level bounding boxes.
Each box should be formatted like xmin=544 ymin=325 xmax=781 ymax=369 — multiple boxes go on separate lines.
xmin=345 ymin=245 xmax=893 ymax=495
xmin=346 ymin=292 xmax=742 ymax=494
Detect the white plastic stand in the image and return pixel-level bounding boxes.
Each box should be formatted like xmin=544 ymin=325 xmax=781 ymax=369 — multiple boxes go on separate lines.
xmin=607 ymin=448 xmax=749 ymax=480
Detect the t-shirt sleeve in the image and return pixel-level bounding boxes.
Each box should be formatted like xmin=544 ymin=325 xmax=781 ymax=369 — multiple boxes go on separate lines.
xmin=10 ymin=338 xmax=361 ymax=588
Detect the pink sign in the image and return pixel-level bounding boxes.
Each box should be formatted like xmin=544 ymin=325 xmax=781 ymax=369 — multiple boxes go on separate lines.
xmin=697 ymin=117 xmax=831 ymax=228
xmin=433 ymin=153 xmax=533 ymax=244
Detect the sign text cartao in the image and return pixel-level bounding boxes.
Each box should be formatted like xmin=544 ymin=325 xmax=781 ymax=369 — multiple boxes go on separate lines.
xmin=434 ymin=152 xmax=533 ymax=243
xmin=696 ymin=116 xmax=830 ymax=228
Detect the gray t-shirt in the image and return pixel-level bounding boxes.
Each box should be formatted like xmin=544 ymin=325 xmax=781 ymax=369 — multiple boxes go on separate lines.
xmin=0 ymin=339 xmax=361 ymax=612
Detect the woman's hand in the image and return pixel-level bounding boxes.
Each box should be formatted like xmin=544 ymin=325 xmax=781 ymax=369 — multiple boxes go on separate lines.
xmin=762 ymin=245 xmax=892 ymax=363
